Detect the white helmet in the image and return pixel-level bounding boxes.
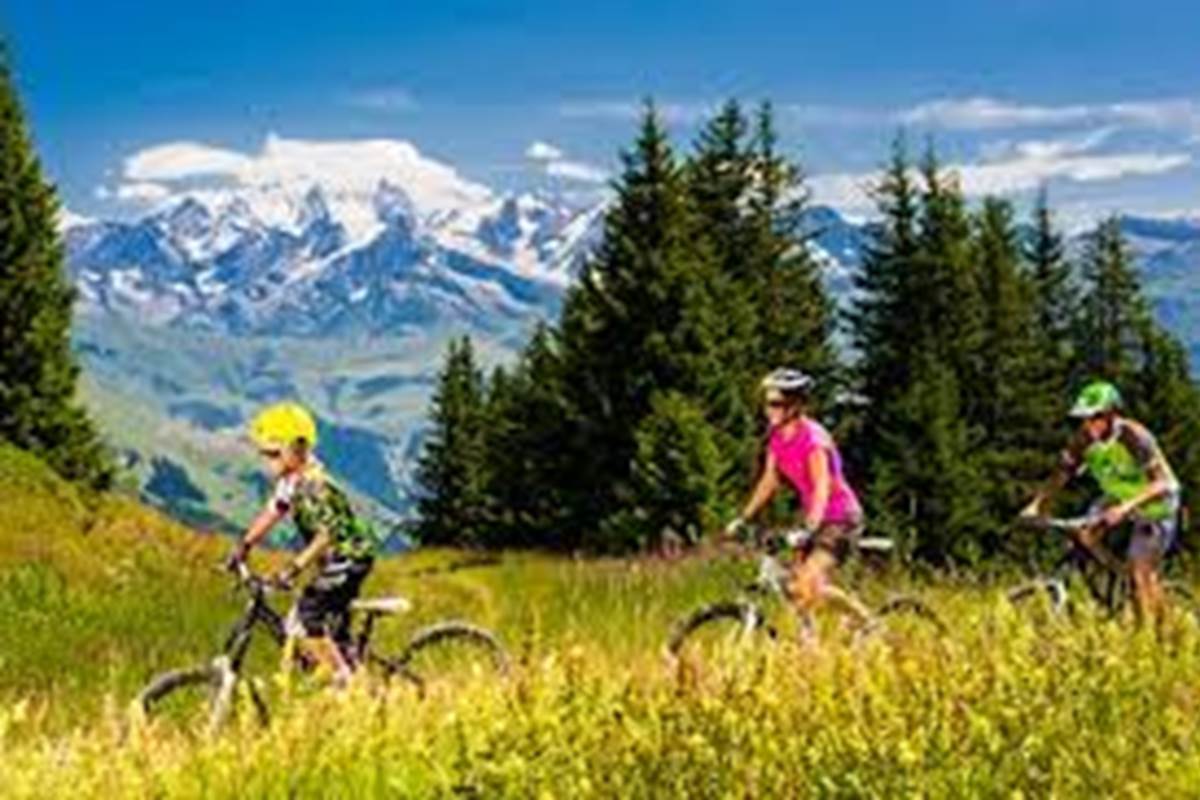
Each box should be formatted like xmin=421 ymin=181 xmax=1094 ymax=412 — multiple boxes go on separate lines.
xmin=760 ymin=367 xmax=814 ymax=395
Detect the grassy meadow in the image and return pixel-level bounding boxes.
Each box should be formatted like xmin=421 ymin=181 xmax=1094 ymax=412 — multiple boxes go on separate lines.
xmin=3 ymin=442 xmax=1200 ymax=797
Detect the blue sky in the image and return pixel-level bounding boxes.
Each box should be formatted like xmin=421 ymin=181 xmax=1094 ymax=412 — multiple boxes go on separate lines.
xmin=7 ymin=0 xmax=1200 ymax=224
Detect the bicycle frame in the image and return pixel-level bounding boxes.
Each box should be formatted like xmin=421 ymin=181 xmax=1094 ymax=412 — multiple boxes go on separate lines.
xmin=222 ymin=564 xmax=379 ymax=674
xmin=220 ymin=580 xmax=288 ymax=673
xmin=1021 ymin=516 xmax=1135 ymax=613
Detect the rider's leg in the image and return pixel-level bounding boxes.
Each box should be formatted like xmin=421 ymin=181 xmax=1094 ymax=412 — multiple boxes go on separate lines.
xmin=303 ymin=635 xmax=353 ymax=687
xmin=1129 ymin=557 xmax=1163 ymax=624
xmin=787 ymin=546 xmax=873 ymax=629
xmin=290 ymin=571 xmax=355 ymax=686
xmin=1128 ymin=517 xmax=1172 ymax=627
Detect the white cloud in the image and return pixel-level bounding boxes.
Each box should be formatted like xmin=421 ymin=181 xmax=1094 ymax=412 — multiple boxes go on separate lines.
xmin=525 ymin=140 xmax=565 ymax=162
xmin=900 ymin=97 xmax=1095 ymax=129
xmin=955 ymin=151 xmax=1191 ymax=196
xmin=808 ymin=172 xmax=875 ymax=213
xmin=898 ymin=96 xmax=1200 ymax=136
xmin=107 ymin=134 xmax=496 ymax=242
xmin=778 ymin=104 xmax=887 ymax=127
xmin=546 ymin=160 xmax=609 ymax=184
xmin=56 ymin=207 xmax=93 ymax=232
xmin=810 ymin=133 xmax=1192 ymax=213
xmin=524 ymin=139 xmax=609 ymax=184
xmin=115 ymin=182 xmax=173 ymax=203
xmin=343 ymin=87 xmax=418 ymax=113
xmin=126 ymin=142 xmax=254 ymax=181
xmin=1006 ymin=127 xmax=1115 ymax=160
xmin=558 ymin=95 xmax=1200 ymax=141
xmin=558 ymin=100 xmax=715 ymax=125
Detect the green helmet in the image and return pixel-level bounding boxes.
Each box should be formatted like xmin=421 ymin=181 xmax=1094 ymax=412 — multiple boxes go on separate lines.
xmin=1069 ymin=381 xmax=1123 ymax=419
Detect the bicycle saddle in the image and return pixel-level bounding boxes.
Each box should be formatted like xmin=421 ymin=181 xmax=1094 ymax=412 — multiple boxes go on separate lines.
xmin=351 ymin=597 xmax=412 ymax=615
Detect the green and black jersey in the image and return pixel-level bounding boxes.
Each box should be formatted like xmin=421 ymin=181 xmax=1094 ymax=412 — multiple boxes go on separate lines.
xmin=270 ymin=460 xmax=382 ymax=559
xmin=1050 ymin=418 xmax=1180 ymax=521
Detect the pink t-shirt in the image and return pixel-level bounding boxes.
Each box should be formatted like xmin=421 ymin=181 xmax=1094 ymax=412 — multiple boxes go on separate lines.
xmin=768 ymin=418 xmax=862 ymax=524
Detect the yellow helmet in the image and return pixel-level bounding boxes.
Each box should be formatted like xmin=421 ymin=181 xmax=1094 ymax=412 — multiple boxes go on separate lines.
xmin=249 ymin=402 xmax=318 ymax=449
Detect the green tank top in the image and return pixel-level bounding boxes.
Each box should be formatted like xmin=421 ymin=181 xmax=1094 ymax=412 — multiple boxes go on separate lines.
xmin=1082 ymin=433 xmax=1174 ymax=522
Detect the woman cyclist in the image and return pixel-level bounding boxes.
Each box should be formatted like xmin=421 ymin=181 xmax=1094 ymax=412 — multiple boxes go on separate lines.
xmin=724 ymin=368 xmax=872 ymax=635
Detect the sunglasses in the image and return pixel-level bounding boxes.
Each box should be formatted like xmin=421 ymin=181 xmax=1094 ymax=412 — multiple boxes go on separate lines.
xmin=764 ymin=398 xmax=790 ymax=410
xmin=259 ymin=448 xmax=284 ymax=460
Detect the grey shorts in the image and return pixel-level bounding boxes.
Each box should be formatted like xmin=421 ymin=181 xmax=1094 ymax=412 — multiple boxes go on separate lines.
xmin=1128 ymin=514 xmax=1178 ymax=563
xmin=1096 ymin=497 xmax=1180 ymax=563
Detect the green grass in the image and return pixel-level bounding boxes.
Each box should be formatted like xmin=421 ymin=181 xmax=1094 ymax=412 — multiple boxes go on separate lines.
xmin=4 ymin=441 xmax=1200 ymax=796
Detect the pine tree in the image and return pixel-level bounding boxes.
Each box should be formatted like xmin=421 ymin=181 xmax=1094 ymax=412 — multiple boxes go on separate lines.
xmin=1026 ymin=188 xmax=1077 ymax=373
xmin=913 ymin=145 xmax=985 ymax=399
xmin=846 ymin=134 xmax=922 ymax=472
xmin=746 ymin=102 xmax=838 ymax=391
xmin=483 ymin=322 xmax=572 ymax=547
xmin=971 ymin=197 xmax=1059 ymax=548
xmin=0 ymin=49 xmax=111 ymax=488
xmin=848 ymin=138 xmax=992 ymax=565
xmin=687 ymin=99 xmax=754 ymax=283
xmin=1074 ymin=217 xmax=1147 ymax=385
xmin=554 ymin=102 xmax=739 ymax=549
xmin=413 ymin=337 xmax=491 ymax=547
xmin=867 ymin=355 xmax=989 ymax=565
xmin=606 ymin=390 xmax=729 ymax=551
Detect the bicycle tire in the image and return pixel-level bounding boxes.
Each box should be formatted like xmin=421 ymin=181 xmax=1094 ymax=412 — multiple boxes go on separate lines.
xmin=665 ymin=601 xmax=773 ymax=658
xmin=875 ymin=595 xmax=948 ymax=635
xmin=138 ymin=659 xmax=268 ymax=731
xmin=383 ymin=621 xmax=509 ymax=690
xmin=1006 ymin=578 xmax=1070 ymax=615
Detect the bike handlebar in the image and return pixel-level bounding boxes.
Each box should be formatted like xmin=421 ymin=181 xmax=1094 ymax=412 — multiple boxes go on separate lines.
xmin=1018 ymin=514 xmax=1103 ymax=534
xmin=721 ymin=526 xmax=896 ymax=555
xmin=223 ymin=559 xmax=289 ymax=598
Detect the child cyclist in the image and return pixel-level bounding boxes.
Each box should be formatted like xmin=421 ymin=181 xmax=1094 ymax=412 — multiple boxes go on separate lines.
xmin=723 ymin=368 xmax=872 ymax=633
xmin=226 ymin=402 xmax=380 ymax=683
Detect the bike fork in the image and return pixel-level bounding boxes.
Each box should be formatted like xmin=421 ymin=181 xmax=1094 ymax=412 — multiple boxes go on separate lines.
xmin=207 ymin=655 xmax=238 ymax=737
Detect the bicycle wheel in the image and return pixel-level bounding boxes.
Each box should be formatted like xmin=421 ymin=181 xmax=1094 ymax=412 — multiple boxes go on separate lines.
xmin=137 ymin=658 xmax=268 ymax=732
xmin=665 ymin=601 xmax=774 ymax=662
xmin=1006 ymin=578 xmax=1070 ymax=622
xmin=382 ymin=621 xmax=509 ymax=692
xmin=868 ymin=595 xmax=947 ymax=643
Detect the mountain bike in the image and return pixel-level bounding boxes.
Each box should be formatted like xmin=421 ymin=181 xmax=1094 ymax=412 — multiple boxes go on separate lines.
xmin=136 ymin=561 xmax=509 ymax=733
xmin=666 ymin=528 xmax=945 ymax=661
xmin=1007 ymin=514 xmax=1195 ymax=619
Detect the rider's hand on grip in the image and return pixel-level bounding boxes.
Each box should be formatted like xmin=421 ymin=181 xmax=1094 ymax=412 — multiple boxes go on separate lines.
xmin=722 ymin=516 xmax=746 ymax=540
xmin=784 ymin=526 xmax=813 ymax=549
xmin=1019 ymin=498 xmax=1043 ymax=520
xmin=222 ymin=548 xmax=245 ymax=574
xmin=271 ymin=565 xmax=299 ymax=591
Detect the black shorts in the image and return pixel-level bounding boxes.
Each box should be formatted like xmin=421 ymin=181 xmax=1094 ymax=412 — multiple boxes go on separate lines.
xmin=292 ymin=555 xmax=374 ymax=642
xmin=803 ymin=520 xmax=864 ymax=565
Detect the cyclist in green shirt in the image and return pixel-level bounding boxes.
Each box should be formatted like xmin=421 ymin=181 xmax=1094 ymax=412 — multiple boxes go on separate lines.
xmin=1022 ymin=381 xmax=1181 ymax=623
xmin=225 ymin=402 xmax=380 ymax=683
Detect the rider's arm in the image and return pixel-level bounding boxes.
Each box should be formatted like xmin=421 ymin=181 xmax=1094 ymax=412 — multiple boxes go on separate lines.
xmin=1025 ymin=431 xmax=1088 ymax=515
xmin=739 ymin=452 xmax=780 ymax=523
xmin=804 ymin=448 xmax=831 ymax=531
xmin=234 ymin=504 xmax=286 ymax=559
xmin=289 ymin=527 xmax=332 ymax=576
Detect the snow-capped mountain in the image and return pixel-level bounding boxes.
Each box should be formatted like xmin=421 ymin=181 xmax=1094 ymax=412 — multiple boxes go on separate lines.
xmin=65 ymin=177 xmax=602 ymax=336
